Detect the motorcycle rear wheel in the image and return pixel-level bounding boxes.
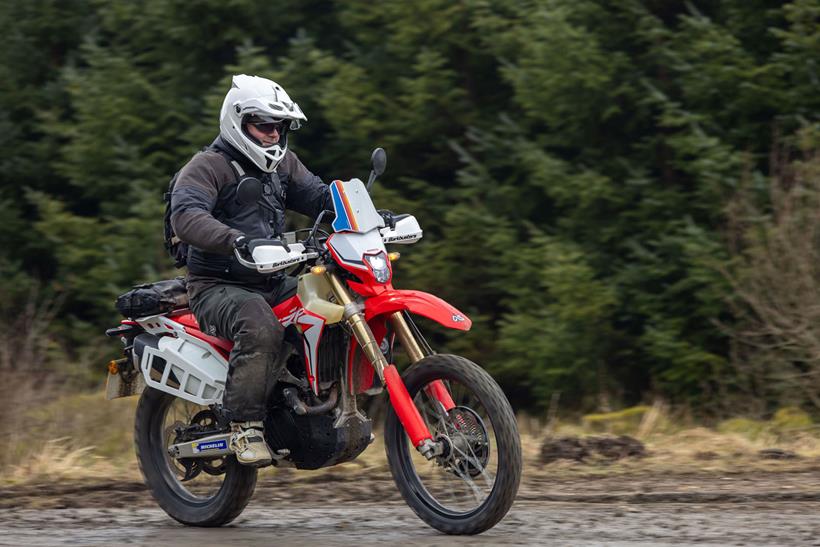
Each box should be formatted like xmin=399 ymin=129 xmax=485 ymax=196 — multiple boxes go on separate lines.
xmin=134 ymin=387 xmax=257 ymax=526
xmin=384 ymin=354 xmax=522 ymax=535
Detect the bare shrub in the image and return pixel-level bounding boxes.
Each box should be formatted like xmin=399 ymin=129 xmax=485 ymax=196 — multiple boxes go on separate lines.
xmin=0 ymin=285 xmax=64 ymax=464
xmin=724 ymin=136 xmax=820 ymax=409
xmin=0 ymin=285 xmax=62 ymax=372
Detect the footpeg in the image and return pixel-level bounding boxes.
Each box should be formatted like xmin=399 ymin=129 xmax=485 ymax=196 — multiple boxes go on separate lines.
xmin=271 ymin=448 xmax=294 ymax=467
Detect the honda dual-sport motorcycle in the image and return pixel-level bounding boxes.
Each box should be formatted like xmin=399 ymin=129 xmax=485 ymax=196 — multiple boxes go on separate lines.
xmin=104 ymin=149 xmax=521 ymax=535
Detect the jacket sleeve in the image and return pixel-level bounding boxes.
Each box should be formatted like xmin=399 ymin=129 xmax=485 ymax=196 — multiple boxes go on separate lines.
xmin=283 ymin=151 xmax=335 ymax=220
xmin=170 ymin=153 xmax=242 ymax=255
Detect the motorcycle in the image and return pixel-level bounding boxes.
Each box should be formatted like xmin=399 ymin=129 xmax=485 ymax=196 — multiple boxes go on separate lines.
xmin=104 ymin=148 xmax=521 ymax=535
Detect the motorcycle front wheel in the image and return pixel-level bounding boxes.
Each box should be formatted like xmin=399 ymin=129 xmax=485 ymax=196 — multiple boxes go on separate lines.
xmin=134 ymin=387 xmax=257 ymax=526
xmin=384 ymin=354 xmax=522 ymax=535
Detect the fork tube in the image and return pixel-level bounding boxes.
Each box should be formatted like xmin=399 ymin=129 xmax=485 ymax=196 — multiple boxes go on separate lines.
xmin=325 ymin=273 xmax=388 ymax=381
xmin=389 ymin=312 xmax=425 ymax=364
xmin=390 ymin=312 xmax=455 ymax=413
xmin=326 ymin=273 xmax=434 ymax=450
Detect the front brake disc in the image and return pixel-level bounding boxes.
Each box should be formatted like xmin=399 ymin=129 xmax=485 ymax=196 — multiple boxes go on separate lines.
xmin=447 ymin=406 xmax=490 ymax=477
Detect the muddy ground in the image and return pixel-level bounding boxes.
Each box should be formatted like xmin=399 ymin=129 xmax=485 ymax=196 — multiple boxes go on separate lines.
xmin=1 ymin=469 xmax=819 ymax=545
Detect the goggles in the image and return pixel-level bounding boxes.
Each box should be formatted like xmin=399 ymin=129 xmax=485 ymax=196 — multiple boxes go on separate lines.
xmin=244 ymin=115 xmax=288 ymax=135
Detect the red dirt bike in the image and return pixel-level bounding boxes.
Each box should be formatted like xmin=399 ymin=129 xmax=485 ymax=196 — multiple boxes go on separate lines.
xmin=104 ymin=149 xmax=521 ymax=534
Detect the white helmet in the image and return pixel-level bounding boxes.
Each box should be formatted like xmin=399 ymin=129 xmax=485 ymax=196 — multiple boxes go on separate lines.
xmin=219 ymin=74 xmax=307 ymax=172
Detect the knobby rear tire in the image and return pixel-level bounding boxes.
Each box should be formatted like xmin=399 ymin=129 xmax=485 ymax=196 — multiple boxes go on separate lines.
xmin=384 ymin=354 xmax=522 ymax=535
xmin=134 ymin=387 xmax=257 ymax=526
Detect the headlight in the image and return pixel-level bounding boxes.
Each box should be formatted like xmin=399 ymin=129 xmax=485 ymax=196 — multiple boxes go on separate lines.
xmin=364 ymin=251 xmax=391 ymax=283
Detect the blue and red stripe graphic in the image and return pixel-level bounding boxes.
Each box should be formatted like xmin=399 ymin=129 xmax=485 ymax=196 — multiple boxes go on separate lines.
xmin=331 ymin=180 xmax=359 ymax=233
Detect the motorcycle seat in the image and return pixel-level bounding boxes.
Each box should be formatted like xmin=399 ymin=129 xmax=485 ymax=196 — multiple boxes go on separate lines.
xmin=168 ymin=310 xmax=234 ymax=355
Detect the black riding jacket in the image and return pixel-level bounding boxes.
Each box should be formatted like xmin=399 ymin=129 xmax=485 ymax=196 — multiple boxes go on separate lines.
xmin=170 ymin=136 xmax=333 ymax=294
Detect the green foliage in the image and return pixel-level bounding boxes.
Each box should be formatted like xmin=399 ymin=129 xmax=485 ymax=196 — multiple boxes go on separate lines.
xmin=496 ymin=231 xmax=617 ymax=407
xmin=717 ymin=417 xmax=768 ymax=439
xmin=771 ymin=407 xmax=813 ymax=431
xmin=582 ymin=405 xmax=651 ymax=434
xmin=718 ymin=407 xmax=813 ymax=440
xmin=1 ymin=0 xmax=817 ymax=410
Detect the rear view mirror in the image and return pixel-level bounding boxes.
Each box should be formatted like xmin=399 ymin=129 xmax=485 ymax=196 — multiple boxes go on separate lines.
xmin=366 ymin=148 xmax=387 ymax=191
xmin=371 ymin=148 xmax=387 ymax=176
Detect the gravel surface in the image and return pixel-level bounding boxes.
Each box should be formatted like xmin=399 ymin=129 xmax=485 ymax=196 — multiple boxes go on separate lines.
xmin=1 ymin=471 xmax=818 ymax=546
xmin=1 ymin=502 xmax=819 ymax=546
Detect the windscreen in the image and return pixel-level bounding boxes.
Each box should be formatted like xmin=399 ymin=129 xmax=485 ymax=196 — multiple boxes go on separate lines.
xmin=330 ymin=178 xmax=385 ymax=234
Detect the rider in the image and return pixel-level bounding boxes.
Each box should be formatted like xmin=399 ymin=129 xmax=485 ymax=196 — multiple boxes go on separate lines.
xmin=170 ymin=74 xmax=333 ymax=466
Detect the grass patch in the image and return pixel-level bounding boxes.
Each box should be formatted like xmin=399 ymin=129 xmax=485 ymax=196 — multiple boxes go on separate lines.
xmin=2 ymin=390 xmax=818 ymax=486
xmin=581 ymin=405 xmax=652 ymax=434
xmin=3 ymin=391 xmax=140 ymax=484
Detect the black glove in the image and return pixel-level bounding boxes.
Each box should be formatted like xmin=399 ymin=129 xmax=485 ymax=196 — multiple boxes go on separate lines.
xmin=232 ymin=235 xmax=251 ymax=258
xmin=377 ymin=209 xmax=396 ymax=230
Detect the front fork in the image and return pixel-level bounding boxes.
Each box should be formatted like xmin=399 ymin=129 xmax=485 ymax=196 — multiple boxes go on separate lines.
xmin=326 ymin=273 xmax=451 ymax=459
xmin=390 ymin=311 xmax=456 ymax=412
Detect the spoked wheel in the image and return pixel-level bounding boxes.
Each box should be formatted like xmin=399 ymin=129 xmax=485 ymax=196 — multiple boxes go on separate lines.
xmin=135 ymin=387 xmax=257 ymax=526
xmin=385 ymin=354 xmax=522 ymax=535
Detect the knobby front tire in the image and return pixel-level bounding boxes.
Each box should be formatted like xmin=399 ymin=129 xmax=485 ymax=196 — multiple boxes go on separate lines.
xmin=384 ymin=354 xmax=522 ymax=535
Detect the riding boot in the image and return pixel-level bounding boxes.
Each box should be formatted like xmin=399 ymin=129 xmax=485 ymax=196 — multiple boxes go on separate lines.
xmin=229 ymin=420 xmax=273 ymax=467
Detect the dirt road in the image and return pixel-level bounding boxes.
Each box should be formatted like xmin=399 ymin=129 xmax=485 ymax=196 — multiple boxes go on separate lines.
xmin=1 ymin=471 xmax=818 ymax=546
xmin=1 ymin=502 xmax=818 ymax=546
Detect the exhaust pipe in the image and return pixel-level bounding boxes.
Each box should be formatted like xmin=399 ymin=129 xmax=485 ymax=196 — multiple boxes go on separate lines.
xmin=283 ymin=384 xmax=339 ymax=416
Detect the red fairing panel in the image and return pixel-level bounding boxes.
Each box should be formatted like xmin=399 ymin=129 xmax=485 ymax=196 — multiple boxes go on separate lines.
xmin=364 ymin=289 xmax=472 ymax=331
xmin=273 ymin=295 xmax=302 ymax=323
xmin=168 ymin=311 xmax=233 ymax=358
xmin=274 ymin=295 xmax=326 ymax=395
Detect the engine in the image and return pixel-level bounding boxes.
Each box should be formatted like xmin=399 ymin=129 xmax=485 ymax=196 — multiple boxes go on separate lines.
xmin=264 ymin=406 xmax=372 ymax=470
xmin=267 ymin=325 xmax=372 ymax=469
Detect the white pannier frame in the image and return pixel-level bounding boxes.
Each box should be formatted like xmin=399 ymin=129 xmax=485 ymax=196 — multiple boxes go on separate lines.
xmin=136 ymin=316 xmax=228 ymax=405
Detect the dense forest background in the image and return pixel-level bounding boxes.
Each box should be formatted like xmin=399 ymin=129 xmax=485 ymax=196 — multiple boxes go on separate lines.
xmin=0 ymin=0 xmax=817 ymax=416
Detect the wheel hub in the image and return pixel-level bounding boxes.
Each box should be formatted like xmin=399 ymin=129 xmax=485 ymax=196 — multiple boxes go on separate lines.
xmin=439 ymin=406 xmax=490 ymax=477
xmin=168 ymin=409 xmax=227 ymax=481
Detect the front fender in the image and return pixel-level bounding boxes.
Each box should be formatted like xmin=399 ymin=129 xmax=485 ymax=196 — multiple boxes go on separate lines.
xmin=364 ymin=289 xmax=471 ymax=331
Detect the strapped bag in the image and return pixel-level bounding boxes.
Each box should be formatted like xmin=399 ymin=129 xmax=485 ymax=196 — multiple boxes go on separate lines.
xmin=115 ymin=277 xmax=189 ymax=318
xmin=163 ymin=170 xmax=189 ymax=268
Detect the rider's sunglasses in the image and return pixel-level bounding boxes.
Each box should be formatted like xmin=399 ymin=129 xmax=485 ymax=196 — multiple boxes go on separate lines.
xmin=247 ymin=120 xmax=288 ymax=135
